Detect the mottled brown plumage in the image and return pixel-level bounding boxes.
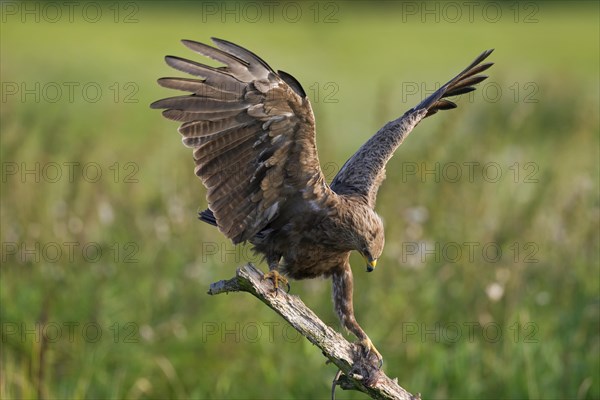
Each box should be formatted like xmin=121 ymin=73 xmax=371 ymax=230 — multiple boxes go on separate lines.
xmin=151 ymin=38 xmax=493 ymax=361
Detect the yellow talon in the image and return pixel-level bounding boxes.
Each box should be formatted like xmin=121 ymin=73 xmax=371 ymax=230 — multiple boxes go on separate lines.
xmin=262 ymin=270 xmax=290 ymax=293
xmin=358 ymin=337 xmax=383 ymax=367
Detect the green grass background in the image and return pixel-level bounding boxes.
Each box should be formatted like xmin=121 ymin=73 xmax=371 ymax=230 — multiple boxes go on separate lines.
xmin=1 ymin=1 xmax=598 ymax=399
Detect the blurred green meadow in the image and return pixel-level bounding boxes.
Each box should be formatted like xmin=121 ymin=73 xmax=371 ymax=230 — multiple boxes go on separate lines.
xmin=1 ymin=1 xmax=598 ymax=399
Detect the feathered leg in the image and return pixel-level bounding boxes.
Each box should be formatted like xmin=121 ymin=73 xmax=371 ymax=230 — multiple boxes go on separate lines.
xmin=332 ymin=260 xmax=382 ymax=364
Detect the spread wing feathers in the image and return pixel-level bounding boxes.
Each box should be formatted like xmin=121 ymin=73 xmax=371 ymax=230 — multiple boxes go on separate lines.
xmin=416 ymin=49 xmax=494 ymax=117
xmin=331 ymin=49 xmax=494 ymax=207
xmin=151 ymin=38 xmax=329 ymax=243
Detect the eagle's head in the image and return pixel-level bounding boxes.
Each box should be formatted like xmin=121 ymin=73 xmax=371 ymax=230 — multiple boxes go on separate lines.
xmin=355 ymin=209 xmax=385 ymax=273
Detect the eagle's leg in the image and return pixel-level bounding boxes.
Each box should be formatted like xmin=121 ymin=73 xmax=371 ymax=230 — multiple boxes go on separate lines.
xmin=332 ymin=263 xmax=383 ymax=365
xmin=262 ymin=256 xmax=290 ymax=293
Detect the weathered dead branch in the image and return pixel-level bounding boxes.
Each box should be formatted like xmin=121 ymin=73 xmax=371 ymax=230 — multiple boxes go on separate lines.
xmin=208 ymin=263 xmax=420 ymax=400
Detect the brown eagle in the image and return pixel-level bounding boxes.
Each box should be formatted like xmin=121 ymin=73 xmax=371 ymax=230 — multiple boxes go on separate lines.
xmin=151 ymin=38 xmax=493 ymax=362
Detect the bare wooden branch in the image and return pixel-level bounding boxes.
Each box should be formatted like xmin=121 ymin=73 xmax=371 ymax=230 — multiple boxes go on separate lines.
xmin=208 ymin=263 xmax=420 ymax=400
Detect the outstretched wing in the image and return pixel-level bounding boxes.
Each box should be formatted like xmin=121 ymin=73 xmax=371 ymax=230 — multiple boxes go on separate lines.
xmin=330 ymin=49 xmax=494 ymax=207
xmin=151 ymin=38 xmax=329 ymax=243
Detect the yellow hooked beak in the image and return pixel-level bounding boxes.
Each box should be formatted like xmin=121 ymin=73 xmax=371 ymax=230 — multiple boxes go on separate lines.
xmin=364 ymin=256 xmax=377 ymax=272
